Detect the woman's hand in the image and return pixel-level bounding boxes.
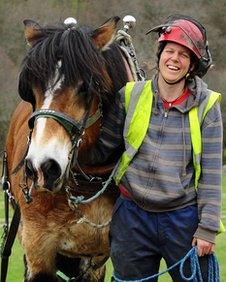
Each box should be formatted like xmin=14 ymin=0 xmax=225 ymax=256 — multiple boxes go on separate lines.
xmin=192 ymin=238 xmax=215 ymax=256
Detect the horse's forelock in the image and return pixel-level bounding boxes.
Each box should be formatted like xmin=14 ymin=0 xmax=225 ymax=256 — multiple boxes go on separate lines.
xmin=20 ymin=23 xmax=128 ymax=108
xmin=61 ymin=29 xmax=108 ymax=87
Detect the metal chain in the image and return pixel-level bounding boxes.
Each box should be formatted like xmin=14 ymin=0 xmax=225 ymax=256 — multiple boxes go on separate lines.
xmin=76 ymin=215 xmax=111 ymax=229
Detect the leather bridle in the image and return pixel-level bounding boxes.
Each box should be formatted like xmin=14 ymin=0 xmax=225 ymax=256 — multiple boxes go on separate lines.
xmin=28 ymin=107 xmax=102 ymax=139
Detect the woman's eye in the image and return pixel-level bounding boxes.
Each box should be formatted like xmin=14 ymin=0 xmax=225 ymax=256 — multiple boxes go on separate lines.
xmin=181 ymin=53 xmax=190 ymax=59
xmin=165 ymin=49 xmax=174 ymax=53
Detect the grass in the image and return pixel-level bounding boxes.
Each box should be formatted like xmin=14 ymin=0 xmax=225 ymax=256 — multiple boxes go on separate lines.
xmin=0 ymin=174 xmax=226 ymax=281
xmin=223 ymin=149 xmax=226 ymax=165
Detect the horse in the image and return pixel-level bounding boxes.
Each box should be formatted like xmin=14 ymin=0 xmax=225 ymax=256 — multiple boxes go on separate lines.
xmin=5 ymin=17 xmax=135 ymax=281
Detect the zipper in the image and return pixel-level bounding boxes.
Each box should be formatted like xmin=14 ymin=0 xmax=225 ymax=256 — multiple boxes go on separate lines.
xmin=159 ymin=109 xmax=168 ymax=139
xmin=151 ymin=108 xmax=169 ymax=168
xmin=144 ymin=106 xmax=169 ymax=203
xmin=164 ymin=109 xmax=169 ymax=118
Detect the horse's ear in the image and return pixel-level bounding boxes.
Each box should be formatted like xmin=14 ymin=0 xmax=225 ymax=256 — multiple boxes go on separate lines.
xmin=23 ymin=19 xmax=42 ymax=47
xmin=92 ymin=16 xmax=120 ymax=49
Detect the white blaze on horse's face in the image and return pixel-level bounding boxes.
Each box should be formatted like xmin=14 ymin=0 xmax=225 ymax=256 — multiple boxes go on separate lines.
xmin=26 ymin=62 xmax=73 ymax=190
xmin=35 ymin=61 xmax=63 ymax=145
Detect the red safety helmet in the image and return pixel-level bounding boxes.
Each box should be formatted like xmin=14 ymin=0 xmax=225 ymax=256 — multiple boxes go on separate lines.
xmin=146 ymin=15 xmax=212 ymax=77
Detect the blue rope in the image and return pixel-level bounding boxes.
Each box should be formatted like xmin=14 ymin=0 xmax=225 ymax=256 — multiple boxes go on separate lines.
xmin=68 ymin=160 xmax=120 ymax=205
xmin=113 ymin=247 xmax=220 ymax=282
xmin=208 ymin=253 xmax=220 ymax=282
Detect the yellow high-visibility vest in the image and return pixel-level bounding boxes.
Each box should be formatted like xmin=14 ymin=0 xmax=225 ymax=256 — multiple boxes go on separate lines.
xmin=114 ymin=80 xmax=225 ymax=233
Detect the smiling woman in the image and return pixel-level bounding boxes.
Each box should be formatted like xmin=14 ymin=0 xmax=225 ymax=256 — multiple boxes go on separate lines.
xmin=86 ymin=14 xmax=223 ymax=282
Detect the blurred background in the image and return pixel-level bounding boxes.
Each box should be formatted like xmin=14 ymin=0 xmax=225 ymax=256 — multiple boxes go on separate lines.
xmin=0 ymin=1 xmax=225 ymax=281
xmin=0 ymin=0 xmax=226 ymax=156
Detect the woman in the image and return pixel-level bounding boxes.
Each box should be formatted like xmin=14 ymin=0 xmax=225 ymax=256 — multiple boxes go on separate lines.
xmin=89 ymin=14 xmax=223 ymax=281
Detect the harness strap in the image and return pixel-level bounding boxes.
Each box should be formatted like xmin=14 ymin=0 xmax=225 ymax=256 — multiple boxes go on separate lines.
xmin=85 ymin=107 xmax=102 ymax=128
xmin=1 ymin=204 xmax=20 ymax=282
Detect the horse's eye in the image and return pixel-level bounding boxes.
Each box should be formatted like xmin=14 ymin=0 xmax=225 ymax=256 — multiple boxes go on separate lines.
xmin=78 ymin=83 xmax=86 ymax=94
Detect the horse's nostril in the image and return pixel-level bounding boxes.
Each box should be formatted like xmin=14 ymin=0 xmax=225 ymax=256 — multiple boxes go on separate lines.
xmin=41 ymin=159 xmax=61 ymax=188
xmin=41 ymin=159 xmax=61 ymax=177
xmin=25 ymin=159 xmax=37 ymax=180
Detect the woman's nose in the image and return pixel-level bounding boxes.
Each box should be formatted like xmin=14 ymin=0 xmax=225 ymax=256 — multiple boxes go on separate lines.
xmin=171 ymin=52 xmax=179 ymax=61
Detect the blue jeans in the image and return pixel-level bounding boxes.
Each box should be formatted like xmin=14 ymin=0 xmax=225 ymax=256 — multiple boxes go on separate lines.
xmin=110 ymin=197 xmax=208 ymax=281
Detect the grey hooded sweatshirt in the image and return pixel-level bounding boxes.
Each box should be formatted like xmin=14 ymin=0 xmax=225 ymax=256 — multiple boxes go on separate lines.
xmin=89 ymin=75 xmax=223 ymax=243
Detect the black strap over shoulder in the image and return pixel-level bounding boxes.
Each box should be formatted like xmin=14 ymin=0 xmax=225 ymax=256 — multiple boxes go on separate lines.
xmin=1 ymin=205 xmax=21 ymax=282
xmin=1 ymin=152 xmax=21 ymax=282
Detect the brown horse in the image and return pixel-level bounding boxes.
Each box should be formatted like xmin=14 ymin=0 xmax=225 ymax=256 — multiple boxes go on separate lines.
xmin=5 ymin=17 xmax=134 ymax=281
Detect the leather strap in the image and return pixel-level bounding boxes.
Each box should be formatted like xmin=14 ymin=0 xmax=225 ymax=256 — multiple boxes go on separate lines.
xmin=1 ymin=204 xmax=21 ymax=282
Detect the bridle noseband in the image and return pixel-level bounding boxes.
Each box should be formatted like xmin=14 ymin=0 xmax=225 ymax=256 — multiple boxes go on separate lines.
xmin=28 ymin=107 xmax=102 ymax=139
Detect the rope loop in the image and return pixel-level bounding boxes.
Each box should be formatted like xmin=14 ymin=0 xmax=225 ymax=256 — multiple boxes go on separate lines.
xmin=179 ymin=247 xmax=202 ymax=281
xmin=113 ymin=247 xmax=220 ymax=282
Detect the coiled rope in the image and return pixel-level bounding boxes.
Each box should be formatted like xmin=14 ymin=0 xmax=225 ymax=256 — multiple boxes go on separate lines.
xmin=113 ymin=247 xmax=220 ymax=282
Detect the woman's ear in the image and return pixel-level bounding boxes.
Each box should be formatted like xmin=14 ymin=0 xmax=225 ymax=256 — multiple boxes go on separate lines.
xmin=189 ymin=63 xmax=195 ymax=72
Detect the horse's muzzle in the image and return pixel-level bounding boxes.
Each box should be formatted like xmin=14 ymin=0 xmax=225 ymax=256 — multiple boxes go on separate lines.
xmin=25 ymin=158 xmax=62 ymax=191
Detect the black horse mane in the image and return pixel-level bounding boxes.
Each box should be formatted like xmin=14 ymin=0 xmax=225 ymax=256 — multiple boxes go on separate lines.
xmin=18 ymin=22 xmax=129 ymax=109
